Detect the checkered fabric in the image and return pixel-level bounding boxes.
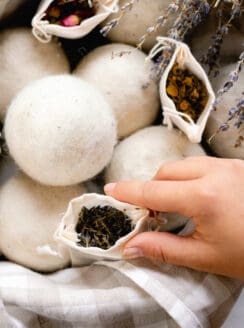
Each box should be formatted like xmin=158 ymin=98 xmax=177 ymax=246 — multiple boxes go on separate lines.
xmin=0 ymin=258 xmax=242 ymax=328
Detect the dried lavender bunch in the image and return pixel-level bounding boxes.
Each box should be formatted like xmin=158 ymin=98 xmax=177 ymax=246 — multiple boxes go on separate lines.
xmin=215 ymin=50 xmax=244 ymax=105
xmin=209 ymin=97 xmax=244 ymax=147
xmin=201 ymin=0 xmax=243 ymax=75
xmin=168 ymin=0 xmax=210 ymax=40
xmin=150 ymin=0 xmax=210 ymax=83
xmin=147 ymin=42 xmax=175 ymax=85
xmin=136 ymin=0 xmax=182 ymax=49
xmin=100 ymin=0 xmax=137 ymax=37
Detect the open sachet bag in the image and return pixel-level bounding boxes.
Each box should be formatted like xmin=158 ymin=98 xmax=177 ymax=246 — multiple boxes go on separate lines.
xmin=55 ymin=193 xmax=150 ymax=266
xmin=32 ymin=0 xmax=118 ymax=42
xmin=148 ymin=37 xmax=216 ymax=143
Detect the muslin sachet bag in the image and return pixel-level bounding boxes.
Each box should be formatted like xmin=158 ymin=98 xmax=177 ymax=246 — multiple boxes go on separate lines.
xmin=55 ymin=193 xmax=151 ymax=266
xmin=148 ymin=37 xmax=216 ymax=143
xmin=32 ymin=0 xmax=118 ymax=42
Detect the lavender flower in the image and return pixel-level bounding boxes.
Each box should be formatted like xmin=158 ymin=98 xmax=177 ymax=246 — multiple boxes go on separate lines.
xmin=100 ymin=0 xmax=138 ymax=37
xmin=168 ymin=0 xmax=210 ymax=41
xmin=136 ymin=0 xmax=182 ymax=49
xmin=215 ymin=50 xmax=244 ymax=105
xmin=150 ymin=0 xmax=210 ymax=82
xmin=201 ymin=0 xmax=243 ymax=74
xmin=209 ymin=97 xmax=244 ymax=147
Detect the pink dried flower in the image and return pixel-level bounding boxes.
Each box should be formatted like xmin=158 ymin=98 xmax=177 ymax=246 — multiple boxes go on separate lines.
xmin=62 ymin=14 xmax=80 ymax=27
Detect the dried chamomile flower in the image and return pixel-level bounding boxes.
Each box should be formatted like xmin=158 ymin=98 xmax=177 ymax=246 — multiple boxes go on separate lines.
xmin=166 ymin=63 xmax=208 ymax=123
xmin=148 ymin=37 xmax=215 ymax=143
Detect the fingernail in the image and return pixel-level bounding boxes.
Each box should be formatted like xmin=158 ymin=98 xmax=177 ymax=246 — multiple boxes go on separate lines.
xmin=123 ymin=247 xmax=144 ymax=259
xmin=104 ymin=183 xmax=116 ymax=195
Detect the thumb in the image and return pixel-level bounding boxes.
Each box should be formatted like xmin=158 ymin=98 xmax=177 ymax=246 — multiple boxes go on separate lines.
xmin=123 ymin=232 xmax=206 ymax=270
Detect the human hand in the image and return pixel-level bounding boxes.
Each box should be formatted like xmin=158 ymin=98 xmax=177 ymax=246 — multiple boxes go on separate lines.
xmin=104 ymin=156 xmax=244 ymax=279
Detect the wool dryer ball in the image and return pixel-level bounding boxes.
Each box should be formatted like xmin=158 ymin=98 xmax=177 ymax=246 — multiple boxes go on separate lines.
xmin=0 ymin=28 xmax=69 ymax=121
xmin=101 ymin=0 xmax=176 ymax=51
xmin=0 ymin=0 xmax=27 ymax=21
xmin=0 ymin=173 xmax=87 ymax=272
xmin=5 ymin=75 xmax=117 ymax=186
xmin=205 ymin=63 xmax=244 ymax=159
xmin=74 ymin=43 xmax=160 ymax=138
xmin=105 ymin=126 xmax=206 ymax=231
xmin=105 ymin=126 xmax=206 ymax=182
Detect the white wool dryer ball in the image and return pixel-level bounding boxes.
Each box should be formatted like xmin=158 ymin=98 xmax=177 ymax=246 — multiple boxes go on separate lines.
xmin=0 ymin=173 xmax=86 ymax=272
xmin=0 ymin=28 xmax=69 ymax=120
xmin=101 ymin=0 xmax=176 ymax=51
xmin=205 ymin=64 xmax=244 ymax=159
xmin=74 ymin=43 xmax=160 ymax=138
xmin=0 ymin=0 xmax=27 ymax=21
xmin=105 ymin=126 xmax=206 ymax=231
xmin=105 ymin=125 xmax=206 ymax=182
xmin=5 ymin=75 xmax=117 ymax=186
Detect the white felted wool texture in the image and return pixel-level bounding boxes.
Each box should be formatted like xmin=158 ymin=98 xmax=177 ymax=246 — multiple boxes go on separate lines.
xmin=5 ymin=75 xmax=117 ymax=186
xmin=74 ymin=43 xmax=160 ymax=138
xmin=105 ymin=125 xmax=206 ymax=183
xmin=0 ymin=173 xmax=86 ymax=272
xmin=105 ymin=126 xmax=206 ymax=231
xmin=205 ymin=64 xmax=244 ymax=159
xmin=0 ymin=28 xmax=69 ymax=121
xmin=101 ymin=0 xmax=176 ymax=51
xmin=0 ymin=0 xmax=27 ymax=21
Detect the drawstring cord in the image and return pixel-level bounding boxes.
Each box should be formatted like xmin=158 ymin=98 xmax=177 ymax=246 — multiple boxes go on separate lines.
xmin=32 ymin=0 xmax=118 ymax=43
xmin=32 ymin=13 xmax=52 ymax=43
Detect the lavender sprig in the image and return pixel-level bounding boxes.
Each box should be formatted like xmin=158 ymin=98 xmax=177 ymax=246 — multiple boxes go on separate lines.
xmin=151 ymin=0 xmax=210 ymax=82
xmin=150 ymin=44 xmax=175 ymax=83
xmin=136 ymin=0 xmax=182 ymax=50
xmin=215 ymin=50 xmax=244 ymax=106
xmin=208 ymin=97 xmax=244 ymax=147
xmin=201 ymin=0 xmax=243 ymax=74
xmin=168 ymin=0 xmax=210 ymax=41
xmin=100 ymin=0 xmax=138 ymax=37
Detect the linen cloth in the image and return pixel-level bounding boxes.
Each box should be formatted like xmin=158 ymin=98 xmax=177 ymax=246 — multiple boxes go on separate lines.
xmin=0 ymin=258 xmax=242 ymax=328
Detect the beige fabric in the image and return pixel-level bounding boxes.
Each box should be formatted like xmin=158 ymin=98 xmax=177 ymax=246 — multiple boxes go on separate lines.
xmin=0 ymin=259 xmax=241 ymax=328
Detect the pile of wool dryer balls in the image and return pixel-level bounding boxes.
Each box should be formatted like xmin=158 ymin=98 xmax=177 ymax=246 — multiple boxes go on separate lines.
xmin=0 ymin=0 xmax=243 ymax=272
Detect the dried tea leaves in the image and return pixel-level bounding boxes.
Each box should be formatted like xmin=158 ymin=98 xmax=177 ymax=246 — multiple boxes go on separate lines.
xmin=44 ymin=0 xmax=96 ymax=27
xmin=75 ymin=206 xmax=133 ymax=250
xmin=166 ymin=63 xmax=208 ymax=122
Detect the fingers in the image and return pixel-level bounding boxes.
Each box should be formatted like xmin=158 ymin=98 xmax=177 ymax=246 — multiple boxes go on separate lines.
xmin=153 ymin=156 xmax=214 ymax=181
xmin=104 ymin=180 xmax=197 ymax=218
xmin=123 ymin=231 xmax=210 ymax=271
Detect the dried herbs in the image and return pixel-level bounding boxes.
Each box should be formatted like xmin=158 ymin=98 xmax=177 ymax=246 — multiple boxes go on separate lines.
xmin=166 ymin=63 xmax=208 ymax=122
xmin=75 ymin=206 xmax=133 ymax=250
xmin=44 ymin=0 xmax=96 ymax=27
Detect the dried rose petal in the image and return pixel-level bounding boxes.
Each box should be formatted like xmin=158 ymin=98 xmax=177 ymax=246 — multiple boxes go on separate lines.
xmin=62 ymin=14 xmax=81 ymax=27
